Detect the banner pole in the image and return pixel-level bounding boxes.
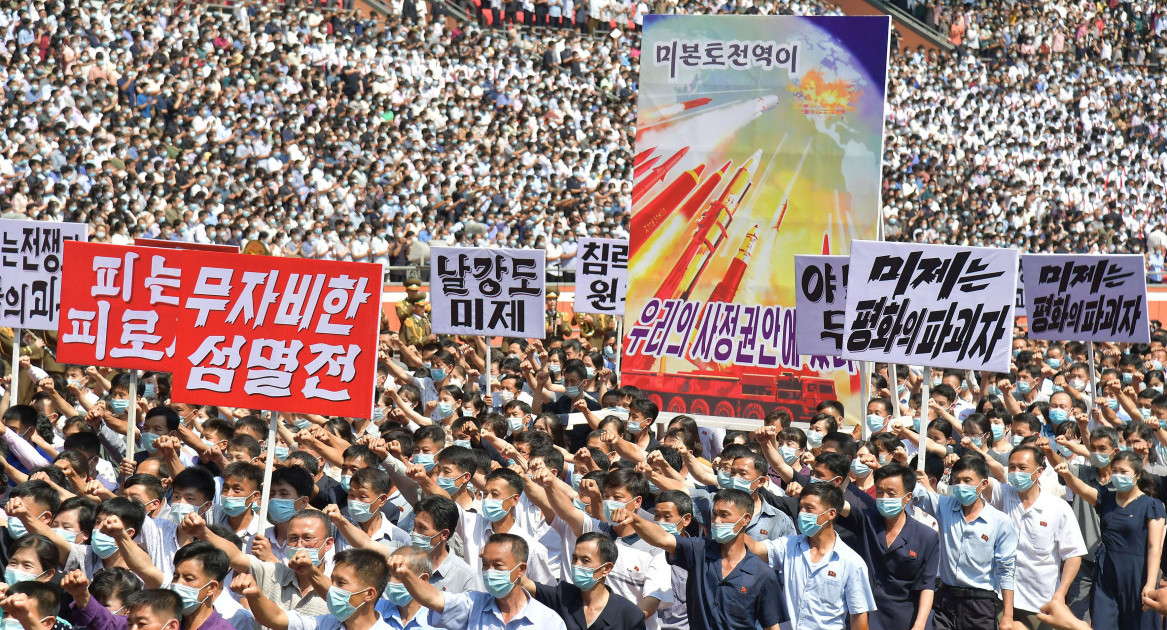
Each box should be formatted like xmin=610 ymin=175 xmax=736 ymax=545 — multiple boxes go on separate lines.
xmin=860 ymin=361 xmax=870 ymax=441
xmin=484 ymin=336 xmax=492 ymax=411
xmin=8 ymin=327 xmax=19 ymax=406
xmin=125 ymin=370 xmax=138 ymax=465
xmin=1087 ymin=341 xmax=1097 ymax=415
xmin=615 ymin=317 xmax=624 ymax=376
xmin=257 ymin=410 xmax=278 ymax=532
xmin=918 ymin=368 xmax=929 ymax=474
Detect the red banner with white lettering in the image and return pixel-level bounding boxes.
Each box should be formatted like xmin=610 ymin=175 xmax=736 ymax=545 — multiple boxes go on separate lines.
xmin=57 ymin=242 xmax=184 ymax=371
xmin=57 ymin=242 xmax=382 ymax=417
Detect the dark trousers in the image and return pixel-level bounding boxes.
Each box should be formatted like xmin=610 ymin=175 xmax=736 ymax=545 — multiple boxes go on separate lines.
xmin=933 ymin=587 xmax=1000 ymax=630
xmin=1066 ymin=559 xmax=1093 ymax=623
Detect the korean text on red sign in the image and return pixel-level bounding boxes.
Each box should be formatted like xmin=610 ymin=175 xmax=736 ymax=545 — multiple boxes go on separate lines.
xmin=574 ymin=238 xmax=629 ymax=315
xmin=57 ymin=242 xmax=183 ymax=370
xmin=0 ymin=219 xmax=88 ymax=329
xmin=841 ymin=241 xmax=1017 ymax=372
xmin=1021 ymin=253 xmax=1150 ymax=343
xmin=170 ymin=252 xmax=382 ymax=417
xmin=429 ymin=247 xmax=546 ymax=338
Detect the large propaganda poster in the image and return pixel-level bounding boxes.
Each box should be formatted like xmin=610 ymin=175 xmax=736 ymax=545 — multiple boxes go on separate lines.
xmin=623 ymin=15 xmax=890 ymax=423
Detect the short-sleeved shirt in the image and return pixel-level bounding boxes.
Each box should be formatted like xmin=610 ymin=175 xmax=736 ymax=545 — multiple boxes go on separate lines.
xmin=432 ymin=551 xmax=482 ymax=593
xmin=429 ymin=591 xmax=568 ymax=630
xmin=668 ymin=536 xmax=784 ymax=630
xmin=838 ymin=501 xmax=939 ymax=630
xmin=248 ymin=556 xmax=330 ymax=619
xmin=912 ymin=488 xmax=1017 ymax=592
xmin=288 ymin=611 xmax=401 ymax=630
xmin=763 ymin=534 xmax=877 ymax=630
xmin=533 ymin=581 xmax=647 ymax=630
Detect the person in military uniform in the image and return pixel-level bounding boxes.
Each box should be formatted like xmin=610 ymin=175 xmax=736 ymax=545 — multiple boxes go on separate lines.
xmin=395 ymin=277 xmax=429 ymax=323
xmin=401 ymin=296 xmax=432 ymax=349
xmin=572 ymin=312 xmax=615 ymax=351
xmin=545 ymin=291 xmax=572 ymax=339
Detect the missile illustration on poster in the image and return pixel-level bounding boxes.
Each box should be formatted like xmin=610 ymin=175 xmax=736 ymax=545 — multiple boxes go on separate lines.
xmin=624 ymin=15 xmax=891 ymax=424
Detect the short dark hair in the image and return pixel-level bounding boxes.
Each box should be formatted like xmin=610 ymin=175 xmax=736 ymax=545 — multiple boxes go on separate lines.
xmin=11 ymin=480 xmax=61 ymax=515
xmin=655 ymin=490 xmax=693 ymax=516
xmin=222 ymin=462 xmax=264 ymax=488
xmin=436 ymin=446 xmax=477 ymax=475
xmin=576 ymin=531 xmax=618 ymax=565
xmin=629 ymin=398 xmax=659 ymax=421
xmin=1010 ymin=444 xmax=1046 ymax=470
xmin=414 ymin=424 xmax=447 ymax=447
xmin=486 ymin=468 xmax=525 ymax=496
xmin=601 ymin=467 xmax=649 ymax=501
xmin=124 ymin=474 xmax=166 ymax=502
xmin=57 ymin=496 xmax=98 ymax=534
xmin=415 ymin=495 xmax=459 ymax=534
xmin=172 ymin=541 xmax=230 ymax=582
xmin=486 ymin=532 xmax=529 ymax=563
xmin=872 ymin=463 xmax=916 ymax=493
xmin=63 ymin=431 xmax=102 ymax=456
xmin=815 ymin=452 xmax=851 ymax=479
xmin=125 ymin=589 xmax=183 ymax=622
xmin=343 ymin=444 xmax=383 ymax=469
xmin=271 ymin=466 xmax=315 ymax=498
xmin=334 ymin=548 xmax=391 ymax=596
xmin=950 ymin=454 xmax=990 ymax=482
xmin=89 ymin=567 xmax=143 ymax=606
xmin=172 ymin=467 xmax=217 ymax=503
xmin=351 ymin=467 xmax=392 ymax=495
xmin=97 ymin=498 xmax=147 ymax=536
xmin=8 ymin=581 xmax=60 ymax=619
xmin=712 ymin=488 xmax=753 ymax=515
xmin=801 ymin=482 xmax=844 ymax=513
xmin=9 ymin=534 xmax=57 ymax=573
xmin=227 ymin=434 xmax=262 ymax=458
xmin=144 ymin=406 xmax=180 ymax=432
xmin=3 ymin=405 xmax=38 ymax=428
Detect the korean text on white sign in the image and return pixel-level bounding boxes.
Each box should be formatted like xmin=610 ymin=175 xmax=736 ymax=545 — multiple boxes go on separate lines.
xmin=1021 ymin=253 xmax=1150 ymax=343
xmin=574 ymin=238 xmax=629 ymax=315
xmin=430 ymin=247 xmax=546 ymax=338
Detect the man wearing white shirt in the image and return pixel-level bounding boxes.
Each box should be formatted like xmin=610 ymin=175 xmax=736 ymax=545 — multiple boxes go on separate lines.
xmin=455 ymin=469 xmax=556 ymax=583
xmin=987 ymin=444 xmax=1085 ymax=627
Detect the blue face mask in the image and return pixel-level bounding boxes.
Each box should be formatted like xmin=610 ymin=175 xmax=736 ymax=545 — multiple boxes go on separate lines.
xmin=778 ymin=446 xmax=798 ymax=465
xmin=931 ymin=377 xmax=942 ymax=387
xmin=711 ymin=516 xmax=743 ymax=544
xmin=6 ymin=516 xmax=28 ymax=540
xmin=453 ymin=439 xmax=472 ymax=450
xmin=572 ymin=498 xmax=590 ymax=512
xmin=659 ymin=521 xmax=680 ymax=536
xmin=108 ymin=399 xmax=130 ymax=414
xmin=602 ymin=499 xmax=632 ymax=522
xmin=627 ymin=421 xmax=643 ymax=434
xmin=1107 ymin=398 xmax=1120 ymax=410
xmin=507 ymin=415 xmax=526 ymax=434
xmin=969 ymin=436 xmax=984 ymax=448
xmin=372 ymin=407 xmax=386 ymax=422
xmin=1123 ymin=373 xmax=1134 ymax=384
xmin=287 ymin=545 xmax=323 ymax=565
xmin=1048 ymin=408 xmax=1069 ymax=424
xmin=952 ymin=483 xmax=982 ymax=506
xmin=1113 ymin=473 xmax=1137 ymax=492
xmin=410 ymin=530 xmax=440 ymax=552
xmin=326 ymin=586 xmax=361 ymax=621
xmin=91 ymin=530 xmax=120 ymax=558
xmin=348 ymin=498 xmax=382 ymax=523
xmin=727 ymin=477 xmax=754 ymax=493
xmin=274 ymin=446 xmax=290 ymax=460
xmin=221 ymin=495 xmax=253 ymax=518
xmin=167 ymin=502 xmax=204 ymax=525
xmin=571 ymin=473 xmax=584 ymax=490
xmin=1008 ymin=471 xmax=1036 ymax=492
xmin=436 ymin=475 xmax=464 ymax=494
xmin=1052 ymin=385 xmax=1065 ymax=394
xmin=585 ymin=367 xmax=595 ymax=379
xmin=142 ymin=383 xmax=156 ymax=399
xmin=483 ymin=568 xmax=518 ymax=598
xmin=340 ymin=475 xmax=352 ymax=492
xmin=875 ymin=497 xmax=905 ymax=518
xmin=4 ymin=568 xmax=38 ymax=585
xmin=430 ymin=368 xmax=447 ymax=382
xmin=295 ymin=418 xmax=313 ymax=431
xmin=571 ymin=564 xmax=604 ymax=590
xmin=436 ymin=402 xmax=454 ymax=417
xmin=1154 ymin=361 xmax=1164 ymax=371
xmin=413 ymin=453 xmax=436 ymax=471
xmin=386 ymin=582 xmax=413 ymax=606
xmin=1091 ymin=452 xmax=1111 ymax=469
xmin=54 ymin=527 xmax=78 ymax=543
xmin=716 ymin=471 xmax=733 ymax=490
xmin=140 ymin=432 xmax=160 ymax=454
xmin=850 ymin=458 xmax=871 ymax=477
xmin=565 ymin=386 xmax=581 ymax=398
xmin=482 ymin=497 xmax=511 ymax=523
xmin=806 ymin=430 xmax=823 ymax=448
xmin=1016 ymin=381 xmax=1032 ymax=395
xmin=1012 ymin=435 xmax=1024 ymax=447
xmin=1047 ymin=358 xmax=1061 ymax=369
xmin=169 ymin=581 xmax=212 ymax=614
xmin=988 ymin=385 xmax=1001 ymax=397
xmin=797 ymin=511 xmax=826 ymax=536
xmin=865 ymin=414 xmax=884 ymax=432
xmin=991 ymin=425 xmax=1005 ymax=441
xmin=268 ymin=498 xmax=297 ymax=524
xmin=549 ymin=364 xmax=562 ymax=375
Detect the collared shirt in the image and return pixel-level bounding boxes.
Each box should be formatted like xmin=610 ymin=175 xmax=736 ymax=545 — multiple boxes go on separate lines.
xmin=763 ymin=534 xmax=877 ymax=630
xmin=745 ymin=498 xmax=796 ymax=541
xmin=433 ymin=551 xmax=482 ymax=593
xmin=248 ymin=556 xmax=330 ymax=620
xmin=375 ymin=602 xmax=440 ymax=630
xmin=334 ymin=510 xmax=411 ymax=552
xmin=669 ymin=536 xmax=784 ymax=630
xmin=838 ymin=502 xmax=940 ymax=630
xmin=289 ymin=610 xmax=399 ymax=630
xmin=456 ymin=506 xmax=557 ymax=583
xmin=429 ymin=590 xmax=568 ymax=630
xmin=987 ymin=481 xmax=1086 ymax=612
xmin=912 ymin=487 xmax=1017 ymax=592
xmin=533 ymin=581 xmax=646 ymax=630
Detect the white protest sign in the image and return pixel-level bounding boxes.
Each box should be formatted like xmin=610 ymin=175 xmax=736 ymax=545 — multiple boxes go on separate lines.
xmin=574 ymin=237 xmax=629 ymax=315
xmin=430 ymin=247 xmax=546 ymax=338
xmin=1021 ymin=253 xmax=1150 ymax=343
xmin=1015 ymin=264 xmax=1026 ymax=318
xmin=0 ymin=219 xmax=88 ymax=328
xmin=794 ymin=255 xmax=848 ymax=357
xmin=842 ymin=241 xmax=1017 ymax=372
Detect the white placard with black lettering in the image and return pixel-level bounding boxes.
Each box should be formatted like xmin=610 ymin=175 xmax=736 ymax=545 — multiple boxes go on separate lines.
xmin=430 ymin=247 xmax=546 ymax=338
xmin=1021 ymin=253 xmax=1150 ymax=343
xmin=794 ymin=255 xmax=848 ymax=357
xmin=841 ymin=241 xmax=1017 ymax=372
xmin=0 ymin=219 xmax=88 ymax=328
xmin=574 ymin=237 xmax=629 ymax=315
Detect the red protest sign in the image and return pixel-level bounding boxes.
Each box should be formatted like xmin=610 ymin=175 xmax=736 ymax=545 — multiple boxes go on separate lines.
xmin=57 ymin=241 xmax=186 ymax=371
xmin=169 ymin=252 xmax=382 ymax=417
xmin=135 ymin=238 xmax=239 ymax=254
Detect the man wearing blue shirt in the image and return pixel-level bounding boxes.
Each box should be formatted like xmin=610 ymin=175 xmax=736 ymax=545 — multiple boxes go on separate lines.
xmin=838 ymin=463 xmax=939 ymax=630
xmin=613 ymin=488 xmax=785 ymax=630
xmin=746 ymin=484 xmax=877 ymax=630
xmin=391 ymin=532 xmax=568 ymax=630
xmin=913 ymin=455 xmax=1018 ymax=630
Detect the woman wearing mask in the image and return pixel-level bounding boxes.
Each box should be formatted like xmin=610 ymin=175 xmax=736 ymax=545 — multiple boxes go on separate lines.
xmin=1056 ymin=451 xmax=1164 ymax=629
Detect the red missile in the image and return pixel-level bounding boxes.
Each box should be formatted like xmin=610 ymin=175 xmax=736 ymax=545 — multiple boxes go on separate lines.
xmin=676 ymin=159 xmax=731 ymax=221
xmin=642 ymin=97 xmax=715 ymax=125
xmin=706 ymin=225 xmax=759 ymax=304
xmin=630 ymin=164 xmax=706 ymax=257
xmin=633 ymin=156 xmax=661 ymax=180
xmin=633 ymin=147 xmax=656 ymax=169
xmin=632 ymin=147 xmax=688 ymax=205
xmin=773 ymin=198 xmax=789 ymax=231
